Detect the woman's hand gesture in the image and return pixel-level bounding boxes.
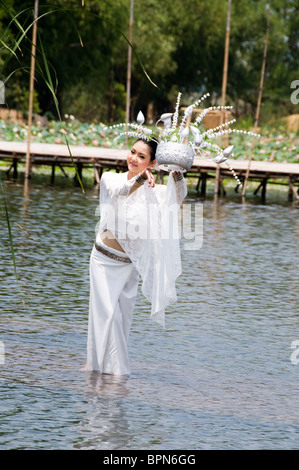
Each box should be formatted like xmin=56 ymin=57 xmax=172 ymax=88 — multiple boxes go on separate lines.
xmin=141 ymin=166 xmax=155 ymax=187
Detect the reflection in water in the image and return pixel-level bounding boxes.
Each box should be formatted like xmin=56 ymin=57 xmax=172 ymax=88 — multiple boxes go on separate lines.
xmin=74 ymin=373 xmax=131 ymax=450
xmin=0 ymin=179 xmax=299 ymax=449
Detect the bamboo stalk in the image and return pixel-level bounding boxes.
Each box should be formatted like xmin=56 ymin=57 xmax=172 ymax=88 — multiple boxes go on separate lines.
xmin=25 ymin=0 xmax=39 ymax=179
xmin=242 ymin=2 xmax=271 ymax=197
xmin=221 ymin=0 xmax=231 ymax=111
xmin=215 ymin=0 xmax=232 ymax=195
xmin=125 ymin=0 xmax=134 ymax=148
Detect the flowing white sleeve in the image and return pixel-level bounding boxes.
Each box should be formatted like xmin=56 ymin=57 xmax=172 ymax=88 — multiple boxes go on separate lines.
xmin=100 ymin=171 xmax=136 ymax=205
xmin=171 ymin=171 xmax=188 ymax=206
xmin=117 ymin=173 xmax=186 ymax=328
xmin=98 ymin=171 xmax=138 ymax=236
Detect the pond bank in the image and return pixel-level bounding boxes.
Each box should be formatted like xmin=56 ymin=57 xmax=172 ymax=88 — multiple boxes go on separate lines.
xmin=0 ymin=141 xmax=299 ymax=203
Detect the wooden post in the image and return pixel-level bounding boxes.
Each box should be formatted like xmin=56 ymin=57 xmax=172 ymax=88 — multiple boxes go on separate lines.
xmin=242 ymin=3 xmax=271 ymax=197
xmin=51 ymin=163 xmax=55 ymax=184
xmin=94 ymin=165 xmax=100 ymax=185
xmin=196 ymin=173 xmax=207 ymax=197
xmin=58 ymin=163 xmax=68 ymax=177
xmin=25 ymin=0 xmax=39 ymax=179
xmin=288 ymin=177 xmax=299 ymax=202
xmin=253 ymin=180 xmax=264 ymax=195
xmin=125 ymin=0 xmax=134 ymax=148
xmin=201 ymin=174 xmax=207 ymax=196
xmin=12 ymin=155 xmax=18 ymax=178
xmin=261 ymin=178 xmax=267 ymax=202
xmin=215 ymin=0 xmax=232 ymax=195
xmin=221 ymin=0 xmax=231 ymax=120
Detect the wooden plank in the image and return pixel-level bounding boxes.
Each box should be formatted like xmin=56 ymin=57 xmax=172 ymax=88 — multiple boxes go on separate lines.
xmin=0 ymin=142 xmax=298 ymax=199
xmin=0 ymin=141 xmax=128 ymax=159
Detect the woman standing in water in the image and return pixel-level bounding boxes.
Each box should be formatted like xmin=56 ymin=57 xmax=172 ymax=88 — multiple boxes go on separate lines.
xmin=86 ymin=138 xmax=187 ymax=375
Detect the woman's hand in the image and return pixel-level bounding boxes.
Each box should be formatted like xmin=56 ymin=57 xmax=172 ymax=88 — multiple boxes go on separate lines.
xmin=141 ymin=166 xmax=155 ymax=187
xmin=172 ymin=170 xmax=184 ymax=182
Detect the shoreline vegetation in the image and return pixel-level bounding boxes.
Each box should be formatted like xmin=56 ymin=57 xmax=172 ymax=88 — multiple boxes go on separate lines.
xmin=0 ymin=115 xmax=298 ymax=200
xmin=0 ymin=115 xmax=298 ymax=164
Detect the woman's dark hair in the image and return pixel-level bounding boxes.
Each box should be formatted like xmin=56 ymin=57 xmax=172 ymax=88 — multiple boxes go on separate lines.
xmin=136 ymin=138 xmax=158 ymax=161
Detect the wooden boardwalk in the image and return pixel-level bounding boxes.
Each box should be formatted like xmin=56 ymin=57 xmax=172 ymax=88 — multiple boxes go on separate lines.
xmin=0 ymin=141 xmax=299 ymax=201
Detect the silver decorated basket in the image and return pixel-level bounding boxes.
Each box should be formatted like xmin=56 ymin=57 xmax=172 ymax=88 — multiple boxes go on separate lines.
xmin=155 ymin=142 xmax=194 ymax=172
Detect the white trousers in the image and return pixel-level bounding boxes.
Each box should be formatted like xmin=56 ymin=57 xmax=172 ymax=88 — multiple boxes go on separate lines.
xmin=87 ymin=244 xmax=139 ymax=375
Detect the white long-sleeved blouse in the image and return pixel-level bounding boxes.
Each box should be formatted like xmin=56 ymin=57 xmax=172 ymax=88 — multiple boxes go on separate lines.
xmin=95 ymin=170 xmax=187 ymax=327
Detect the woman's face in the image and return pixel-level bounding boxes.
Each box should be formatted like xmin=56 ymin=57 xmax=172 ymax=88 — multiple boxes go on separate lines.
xmin=127 ymin=140 xmax=154 ymax=177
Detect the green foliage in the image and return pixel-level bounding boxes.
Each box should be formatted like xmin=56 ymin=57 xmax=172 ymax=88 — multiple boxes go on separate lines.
xmin=0 ymin=116 xmax=297 ymax=163
xmin=0 ymin=0 xmax=298 ymax=124
xmin=4 ymin=70 xmax=41 ymax=113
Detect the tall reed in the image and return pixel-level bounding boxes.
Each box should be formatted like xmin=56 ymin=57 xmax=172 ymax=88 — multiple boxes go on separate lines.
xmin=0 ymin=1 xmax=156 ymax=280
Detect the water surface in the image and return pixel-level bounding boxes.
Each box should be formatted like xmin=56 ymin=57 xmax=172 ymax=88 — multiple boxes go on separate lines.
xmin=1 ymin=176 xmax=299 ymax=449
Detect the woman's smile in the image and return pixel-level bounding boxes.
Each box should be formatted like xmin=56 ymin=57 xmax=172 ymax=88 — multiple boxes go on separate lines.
xmin=127 ymin=140 xmax=153 ymax=178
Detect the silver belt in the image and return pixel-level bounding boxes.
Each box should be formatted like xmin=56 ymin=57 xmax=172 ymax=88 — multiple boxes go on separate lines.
xmin=94 ymin=242 xmax=132 ymax=263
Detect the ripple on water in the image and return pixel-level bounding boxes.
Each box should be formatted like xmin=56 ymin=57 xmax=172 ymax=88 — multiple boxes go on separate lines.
xmin=0 ymin=182 xmax=299 ymax=449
